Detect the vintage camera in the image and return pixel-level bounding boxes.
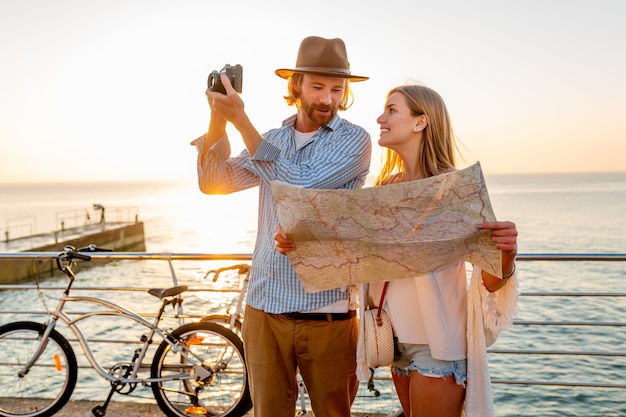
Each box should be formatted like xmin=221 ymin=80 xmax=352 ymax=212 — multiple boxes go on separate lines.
xmin=207 ymin=64 xmax=243 ymax=94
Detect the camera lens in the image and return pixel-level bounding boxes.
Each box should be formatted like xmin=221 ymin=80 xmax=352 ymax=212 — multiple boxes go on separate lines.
xmin=207 ymin=72 xmax=218 ymax=90
xmin=207 ymin=70 xmax=226 ymax=94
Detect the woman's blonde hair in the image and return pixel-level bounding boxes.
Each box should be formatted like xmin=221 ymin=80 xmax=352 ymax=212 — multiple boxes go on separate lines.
xmin=283 ymin=73 xmax=354 ymax=111
xmin=375 ymin=84 xmax=459 ymax=186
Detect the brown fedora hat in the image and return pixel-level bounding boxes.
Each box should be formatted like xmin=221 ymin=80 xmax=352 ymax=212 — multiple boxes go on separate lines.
xmin=275 ymin=36 xmax=368 ymax=82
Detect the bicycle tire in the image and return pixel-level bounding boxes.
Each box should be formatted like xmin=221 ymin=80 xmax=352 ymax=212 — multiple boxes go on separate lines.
xmin=200 ymin=314 xmax=243 ymax=336
xmin=151 ymin=321 xmax=251 ymax=417
xmin=0 ymin=321 xmax=77 ymax=417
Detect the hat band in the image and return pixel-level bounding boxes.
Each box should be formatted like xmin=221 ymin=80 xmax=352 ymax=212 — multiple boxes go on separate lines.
xmin=294 ymin=66 xmax=351 ymax=75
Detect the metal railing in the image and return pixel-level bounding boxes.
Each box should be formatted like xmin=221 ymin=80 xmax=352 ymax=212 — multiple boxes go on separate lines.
xmin=0 ymin=252 xmax=625 ymax=412
xmin=492 ymin=254 xmax=626 ymax=391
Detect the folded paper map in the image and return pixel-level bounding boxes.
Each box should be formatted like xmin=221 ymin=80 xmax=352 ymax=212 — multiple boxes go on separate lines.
xmin=270 ymin=162 xmax=502 ymax=292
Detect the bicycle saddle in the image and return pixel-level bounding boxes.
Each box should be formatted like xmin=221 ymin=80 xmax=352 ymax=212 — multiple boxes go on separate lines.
xmin=148 ymin=285 xmax=188 ymax=299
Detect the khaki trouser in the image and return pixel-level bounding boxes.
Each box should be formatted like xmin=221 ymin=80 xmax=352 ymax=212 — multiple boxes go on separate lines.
xmin=242 ymin=305 xmax=359 ymax=417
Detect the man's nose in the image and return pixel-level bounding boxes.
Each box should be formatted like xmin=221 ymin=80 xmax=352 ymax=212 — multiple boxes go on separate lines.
xmin=319 ymin=91 xmax=332 ymax=104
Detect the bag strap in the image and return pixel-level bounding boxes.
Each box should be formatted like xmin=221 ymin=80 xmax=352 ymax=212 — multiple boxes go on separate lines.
xmin=376 ymin=281 xmax=389 ymax=327
xmin=371 ymin=173 xmax=395 ymax=327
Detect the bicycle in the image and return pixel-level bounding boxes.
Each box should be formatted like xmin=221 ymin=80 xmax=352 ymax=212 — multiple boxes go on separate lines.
xmin=200 ymin=264 xmax=312 ymax=416
xmin=199 ymin=264 xmax=250 ymax=336
xmin=0 ymin=245 xmax=252 ymax=417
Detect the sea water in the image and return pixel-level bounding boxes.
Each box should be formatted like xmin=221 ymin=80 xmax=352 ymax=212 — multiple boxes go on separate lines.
xmin=1 ymin=172 xmax=625 ymax=416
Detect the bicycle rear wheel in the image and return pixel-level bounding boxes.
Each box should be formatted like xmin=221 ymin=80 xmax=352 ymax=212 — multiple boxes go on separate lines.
xmin=151 ymin=321 xmax=251 ymax=417
xmin=0 ymin=321 xmax=77 ymax=417
xmin=200 ymin=314 xmax=242 ymax=336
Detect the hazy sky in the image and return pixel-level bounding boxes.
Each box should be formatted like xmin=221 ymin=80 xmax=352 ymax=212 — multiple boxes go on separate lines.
xmin=1 ymin=0 xmax=625 ymax=184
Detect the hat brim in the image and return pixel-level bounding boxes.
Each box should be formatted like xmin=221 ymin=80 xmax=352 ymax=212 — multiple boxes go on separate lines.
xmin=275 ymin=68 xmax=369 ymax=82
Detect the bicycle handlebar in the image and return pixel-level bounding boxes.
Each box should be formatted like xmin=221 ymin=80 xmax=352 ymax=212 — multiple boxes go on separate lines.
xmin=55 ymin=244 xmax=113 ymax=272
xmin=203 ymin=263 xmax=250 ymax=282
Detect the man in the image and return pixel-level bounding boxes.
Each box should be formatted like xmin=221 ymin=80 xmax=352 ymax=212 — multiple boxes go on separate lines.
xmin=191 ymin=36 xmax=371 ymax=417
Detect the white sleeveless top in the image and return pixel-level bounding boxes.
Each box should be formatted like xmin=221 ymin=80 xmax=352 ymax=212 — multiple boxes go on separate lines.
xmin=370 ymin=262 xmax=468 ymax=361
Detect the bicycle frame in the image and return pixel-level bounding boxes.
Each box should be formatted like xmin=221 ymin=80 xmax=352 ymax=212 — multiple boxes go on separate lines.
xmin=225 ymin=271 xmax=248 ymax=331
xmin=21 ymin=279 xmax=210 ymax=386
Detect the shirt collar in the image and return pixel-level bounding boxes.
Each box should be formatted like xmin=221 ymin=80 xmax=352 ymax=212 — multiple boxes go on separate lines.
xmin=281 ymin=113 xmax=342 ymax=131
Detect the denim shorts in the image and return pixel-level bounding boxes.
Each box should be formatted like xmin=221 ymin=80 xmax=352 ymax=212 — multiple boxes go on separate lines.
xmin=391 ymin=342 xmax=467 ymax=388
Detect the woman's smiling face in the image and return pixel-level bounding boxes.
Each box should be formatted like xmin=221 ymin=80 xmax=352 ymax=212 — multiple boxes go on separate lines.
xmin=376 ymin=91 xmax=421 ymax=150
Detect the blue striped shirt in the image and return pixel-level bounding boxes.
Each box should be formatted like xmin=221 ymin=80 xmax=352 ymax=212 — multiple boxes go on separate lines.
xmin=192 ymin=114 xmax=372 ymax=313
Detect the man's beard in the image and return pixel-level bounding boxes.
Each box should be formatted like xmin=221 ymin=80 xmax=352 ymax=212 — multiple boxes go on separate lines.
xmin=302 ymin=102 xmax=338 ymax=127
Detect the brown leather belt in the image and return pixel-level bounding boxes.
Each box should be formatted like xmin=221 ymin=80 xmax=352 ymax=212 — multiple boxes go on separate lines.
xmin=282 ymin=310 xmax=356 ymax=322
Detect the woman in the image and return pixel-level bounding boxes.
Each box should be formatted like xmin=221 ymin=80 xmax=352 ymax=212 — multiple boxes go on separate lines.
xmin=275 ymin=84 xmax=519 ymax=417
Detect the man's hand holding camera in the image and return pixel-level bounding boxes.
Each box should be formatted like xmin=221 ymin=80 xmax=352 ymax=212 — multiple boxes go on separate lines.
xmin=207 ymin=64 xmax=242 ymax=95
xmin=206 ymin=66 xmax=245 ymax=129
xmin=206 ymin=64 xmax=262 ymax=155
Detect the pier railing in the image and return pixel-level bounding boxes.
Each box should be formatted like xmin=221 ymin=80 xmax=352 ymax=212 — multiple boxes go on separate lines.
xmin=0 ymin=252 xmax=624 ymax=414
xmin=1 ymin=206 xmax=139 ymax=243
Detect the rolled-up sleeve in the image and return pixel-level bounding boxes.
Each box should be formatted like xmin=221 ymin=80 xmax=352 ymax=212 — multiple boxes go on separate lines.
xmin=191 ymin=133 xmax=259 ymax=194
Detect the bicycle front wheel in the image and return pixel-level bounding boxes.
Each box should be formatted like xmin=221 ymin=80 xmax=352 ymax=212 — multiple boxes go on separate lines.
xmin=151 ymin=321 xmax=251 ymax=417
xmin=0 ymin=321 xmax=77 ymax=417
